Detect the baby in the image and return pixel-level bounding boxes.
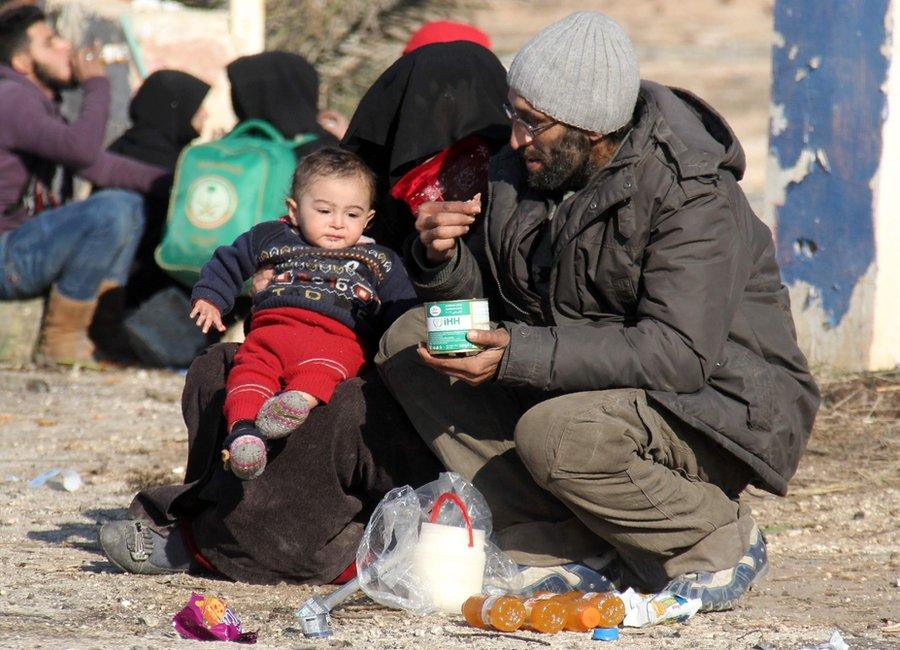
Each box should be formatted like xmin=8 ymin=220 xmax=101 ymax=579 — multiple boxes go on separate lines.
xmin=190 ymin=148 xmax=418 ymax=479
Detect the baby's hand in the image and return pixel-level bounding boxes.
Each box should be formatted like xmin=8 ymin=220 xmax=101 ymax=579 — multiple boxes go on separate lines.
xmin=190 ymin=299 xmax=226 ymax=334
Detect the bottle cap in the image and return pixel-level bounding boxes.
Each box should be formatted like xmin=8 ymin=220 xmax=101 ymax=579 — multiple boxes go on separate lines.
xmin=592 ymin=627 xmax=620 ymax=641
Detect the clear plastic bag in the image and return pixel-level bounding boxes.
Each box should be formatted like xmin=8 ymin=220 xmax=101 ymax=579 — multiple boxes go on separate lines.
xmin=356 ymin=472 xmax=521 ymax=615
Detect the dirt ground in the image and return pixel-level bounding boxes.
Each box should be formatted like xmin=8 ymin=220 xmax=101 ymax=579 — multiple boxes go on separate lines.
xmin=0 ymin=365 xmax=897 ymax=649
xmin=1 ymin=1 xmax=899 ymax=648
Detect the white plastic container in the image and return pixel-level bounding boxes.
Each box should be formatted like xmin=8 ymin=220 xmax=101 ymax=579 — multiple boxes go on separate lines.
xmin=410 ymin=493 xmax=486 ymax=614
xmin=101 ymin=43 xmax=129 ymax=64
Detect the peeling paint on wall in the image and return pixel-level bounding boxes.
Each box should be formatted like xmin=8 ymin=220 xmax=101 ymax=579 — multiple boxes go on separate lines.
xmin=787 ymin=264 xmax=876 ymax=371
xmin=769 ymin=1 xmax=890 ymax=328
xmin=770 ymin=102 xmax=788 ymax=136
xmin=772 ymin=29 xmax=786 ymax=49
xmin=766 ymin=147 xmax=817 ymax=208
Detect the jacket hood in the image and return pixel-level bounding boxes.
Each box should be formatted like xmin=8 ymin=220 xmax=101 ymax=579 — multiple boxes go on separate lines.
xmin=638 ymin=80 xmax=746 ymax=181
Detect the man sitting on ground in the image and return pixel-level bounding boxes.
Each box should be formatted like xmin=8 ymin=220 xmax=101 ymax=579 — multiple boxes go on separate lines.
xmin=0 ymin=6 xmax=169 ymax=365
xmin=377 ymin=11 xmax=819 ymax=611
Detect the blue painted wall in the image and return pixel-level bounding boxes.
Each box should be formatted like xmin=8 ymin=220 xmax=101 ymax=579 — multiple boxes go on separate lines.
xmin=771 ymin=1 xmax=889 ymax=327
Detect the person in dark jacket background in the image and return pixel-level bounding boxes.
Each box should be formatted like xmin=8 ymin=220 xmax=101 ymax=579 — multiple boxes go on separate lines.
xmin=109 ymin=70 xmax=210 ymax=171
xmin=226 ymin=51 xmax=338 ymax=158
xmin=377 ymin=11 xmax=819 ymax=612
xmin=107 ymin=69 xmax=210 ymax=306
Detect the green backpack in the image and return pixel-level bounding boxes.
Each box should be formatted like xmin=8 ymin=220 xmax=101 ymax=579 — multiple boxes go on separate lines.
xmin=155 ymin=119 xmax=316 ymax=287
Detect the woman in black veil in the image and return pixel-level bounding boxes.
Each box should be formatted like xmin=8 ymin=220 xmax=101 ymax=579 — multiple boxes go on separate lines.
xmin=110 ymin=70 xmax=210 ymax=171
xmin=342 ymin=41 xmax=509 ymax=252
xmin=102 ymin=70 xmax=210 ymax=308
xmin=99 ymin=43 xmax=509 ymax=585
xmin=227 ymin=51 xmax=340 ymax=155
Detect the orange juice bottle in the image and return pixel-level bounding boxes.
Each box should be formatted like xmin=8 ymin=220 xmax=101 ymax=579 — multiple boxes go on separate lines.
xmin=552 ymin=593 xmax=602 ymax=632
xmin=582 ymin=592 xmax=626 ymax=628
xmin=461 ymin=595 xmax=526 ymax=632
xmin=551 ymin=590 xmax=582 ymax=601
xmin=522 ymin=594 xmax=566 ymax=633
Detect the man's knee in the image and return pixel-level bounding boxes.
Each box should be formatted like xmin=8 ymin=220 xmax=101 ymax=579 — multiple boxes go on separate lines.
xmin=375 ymin=305 xmax=424 ymax=367
xmin=514 ymin=398 xmax=560 ymax=487
xmin=515 ymin=389 xmax=645 ymax=487
xmin=86 ymin=190 xmax=145 ymax=245
xmin=91 ymin=189 xmax=144 ymax=214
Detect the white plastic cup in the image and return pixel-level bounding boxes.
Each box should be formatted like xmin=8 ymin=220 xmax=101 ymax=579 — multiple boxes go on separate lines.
xmin=410 ymin=521 xmax=486 ymax=614
xmin=27 ymin=468 xmax=82 ymax=492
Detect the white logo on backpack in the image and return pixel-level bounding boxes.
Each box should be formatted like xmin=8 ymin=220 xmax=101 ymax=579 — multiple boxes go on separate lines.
xmin=186 ymin=176 xmax=238 ymax=230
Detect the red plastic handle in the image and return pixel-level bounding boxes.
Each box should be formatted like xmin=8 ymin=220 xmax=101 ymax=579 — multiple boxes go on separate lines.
xmin=429 ymin=492 xmax=475 ymax=547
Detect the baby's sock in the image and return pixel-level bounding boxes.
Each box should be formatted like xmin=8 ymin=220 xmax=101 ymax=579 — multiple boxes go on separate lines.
xmin=222 ymin=420 xmax=267 ymax=480
xmin=256 ymin=391 xmax=316 ymax=438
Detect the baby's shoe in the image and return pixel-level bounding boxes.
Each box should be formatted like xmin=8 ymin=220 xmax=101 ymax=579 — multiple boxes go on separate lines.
xmin=256 ymin=391 xmax=312 ymax=438
xmin=222 ymin=421 xmax=267 ymax=480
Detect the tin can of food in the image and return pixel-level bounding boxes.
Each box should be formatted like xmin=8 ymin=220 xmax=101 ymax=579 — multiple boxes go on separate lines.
xmin=425 ymin=299 xmax=490 ymax=356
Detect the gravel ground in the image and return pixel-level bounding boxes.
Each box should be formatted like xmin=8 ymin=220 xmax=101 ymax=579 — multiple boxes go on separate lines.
xmin=0 ymin=366 xmax=897 ymax=649
xmin=2 ymin=3 xmax=898 ymax=648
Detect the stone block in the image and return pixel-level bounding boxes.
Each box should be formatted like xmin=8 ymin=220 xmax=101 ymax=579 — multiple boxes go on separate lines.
xmin=0 ymin=297 xmax=44 ymax=366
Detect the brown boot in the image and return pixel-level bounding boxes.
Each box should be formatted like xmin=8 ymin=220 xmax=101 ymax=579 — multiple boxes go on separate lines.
xmin=89 ymin=280 xmax=134 ymax=361
xmin=36 ymin=288 xmax=100 ymax=368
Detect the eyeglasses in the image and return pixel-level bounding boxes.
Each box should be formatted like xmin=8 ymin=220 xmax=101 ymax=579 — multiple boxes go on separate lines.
xmin=503 ymin=102 xmax=558 ymax=139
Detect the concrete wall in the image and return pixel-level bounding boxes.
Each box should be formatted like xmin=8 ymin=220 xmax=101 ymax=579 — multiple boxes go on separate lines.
xmin=767 ymin=0 xmax=900 ymax=371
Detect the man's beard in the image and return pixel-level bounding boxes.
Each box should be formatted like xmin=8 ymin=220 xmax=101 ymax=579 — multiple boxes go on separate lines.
xmin=33 ymin=60 xmax=77 ymax=93
xmin=525 ymin=128 xmax=597 ymax=192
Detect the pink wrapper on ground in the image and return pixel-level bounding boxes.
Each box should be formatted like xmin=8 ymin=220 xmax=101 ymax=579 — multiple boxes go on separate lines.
xmin=172 ymin=592 xmax=257 ymax=643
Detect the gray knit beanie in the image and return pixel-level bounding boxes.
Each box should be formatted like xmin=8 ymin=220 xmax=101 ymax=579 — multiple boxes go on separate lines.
xmin=507 ymin=11 xmax=639 ymax=134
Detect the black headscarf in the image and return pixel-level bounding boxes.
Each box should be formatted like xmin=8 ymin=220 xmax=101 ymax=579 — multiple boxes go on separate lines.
xmin=341 ymin=41 xmax=509 ymax=251
xmin=342 ymin=41 xmax=510 ymax=187
xmin=109 ymin=70 xmax=210 ymax=171
xmin=227 ymin=51 xmax=330 ymax=142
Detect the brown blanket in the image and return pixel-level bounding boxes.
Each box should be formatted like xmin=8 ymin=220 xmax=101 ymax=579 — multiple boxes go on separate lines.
xmin=129 ymin=343 xmax=441 ymax=584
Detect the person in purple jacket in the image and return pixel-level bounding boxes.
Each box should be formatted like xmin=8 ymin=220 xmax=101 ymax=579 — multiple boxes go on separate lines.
xmin=0 ymin=6 xmax=170 ymax=366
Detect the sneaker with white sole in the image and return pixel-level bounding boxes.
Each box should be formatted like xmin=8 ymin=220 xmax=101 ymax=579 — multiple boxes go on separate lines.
xmin=664 ymin=524 xmax=769 ymax=612
xmin=516 ymin=550 xmax=622 ymax=595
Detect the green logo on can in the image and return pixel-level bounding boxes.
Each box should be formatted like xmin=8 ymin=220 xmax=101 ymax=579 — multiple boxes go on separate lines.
xmin=425 ymin=299 xmax=490 ymax=355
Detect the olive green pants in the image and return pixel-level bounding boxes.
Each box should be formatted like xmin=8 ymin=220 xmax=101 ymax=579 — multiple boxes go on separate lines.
xmin=376 ymin=307 xmax=754 ymax=588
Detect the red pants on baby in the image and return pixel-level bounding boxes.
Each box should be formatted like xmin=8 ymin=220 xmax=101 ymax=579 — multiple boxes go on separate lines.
xmin=224 ymin=307 xmax=366 ymax=429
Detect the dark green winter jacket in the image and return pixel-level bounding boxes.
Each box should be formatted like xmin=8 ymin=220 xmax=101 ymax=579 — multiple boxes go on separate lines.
xmin=409 ymin=81 xmax=819 ymax=496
